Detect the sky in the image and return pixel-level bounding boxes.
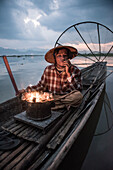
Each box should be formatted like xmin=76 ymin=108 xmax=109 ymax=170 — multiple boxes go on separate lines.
xmin=0 ymin=0 xmax=113 ymax=51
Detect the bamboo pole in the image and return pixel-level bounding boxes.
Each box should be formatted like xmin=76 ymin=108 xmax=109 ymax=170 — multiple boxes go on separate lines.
xmin=2 ymin=56 xmax=19 ymax=95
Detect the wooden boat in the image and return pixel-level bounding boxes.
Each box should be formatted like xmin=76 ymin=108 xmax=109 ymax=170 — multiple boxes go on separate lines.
xmin=0 ymin=61 xmax=107 ymax=170
xmin=0 ymin=21 xmax=112 ymax=170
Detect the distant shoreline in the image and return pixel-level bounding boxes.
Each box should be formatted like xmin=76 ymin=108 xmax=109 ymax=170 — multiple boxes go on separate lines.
xmin=0 ymin=54 xmax=113 ymax=57
xmin=0 ymin=54 xmax=44 ymax=57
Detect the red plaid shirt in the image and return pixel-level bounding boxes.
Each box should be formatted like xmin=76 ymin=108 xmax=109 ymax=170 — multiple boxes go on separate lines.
xmin=37 ymin=64 xmax=82 ymax=94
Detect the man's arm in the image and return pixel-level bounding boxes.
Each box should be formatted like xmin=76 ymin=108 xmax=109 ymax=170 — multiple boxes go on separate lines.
xmin=66 ymin=65 xmax=82 ymax=91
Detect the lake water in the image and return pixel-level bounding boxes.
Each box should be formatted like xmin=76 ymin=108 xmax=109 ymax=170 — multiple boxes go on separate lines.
xmin=0 ymin=55 xmax=48 ymax=103
xmin=0 ymin=55 xmax=113 ymax=169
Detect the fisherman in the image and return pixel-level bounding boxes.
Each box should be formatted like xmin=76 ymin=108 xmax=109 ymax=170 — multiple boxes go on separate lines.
xmin=20 ymin=46 xmax=83 ymax=110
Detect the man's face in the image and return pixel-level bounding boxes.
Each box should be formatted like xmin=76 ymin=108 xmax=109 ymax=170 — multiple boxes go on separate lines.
xmin=55 ymin=49 xmax=68 ymax=67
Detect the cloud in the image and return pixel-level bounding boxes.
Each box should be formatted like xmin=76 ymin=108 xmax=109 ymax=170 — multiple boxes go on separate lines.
xmin=0 ymin=0 xmax=60 ymax=49
xmin=38 ymin=0 xmax=113 ymax=31
xmin=0 ymin=0 xmax=112 ymax=49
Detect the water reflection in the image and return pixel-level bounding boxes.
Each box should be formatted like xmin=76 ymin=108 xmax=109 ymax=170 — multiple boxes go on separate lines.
xmin=72 ymin=56 xmax=113 ymax=67
xmin=95 ymin=91 xmax=113 ymax=136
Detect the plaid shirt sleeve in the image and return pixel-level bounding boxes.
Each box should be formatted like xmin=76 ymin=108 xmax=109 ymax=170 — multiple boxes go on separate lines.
xmin=68 ymin=65 xmax=82 ymax=91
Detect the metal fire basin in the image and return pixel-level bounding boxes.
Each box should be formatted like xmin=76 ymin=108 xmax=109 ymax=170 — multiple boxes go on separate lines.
xmin=26 ymin=100 xmax=55 ymax=121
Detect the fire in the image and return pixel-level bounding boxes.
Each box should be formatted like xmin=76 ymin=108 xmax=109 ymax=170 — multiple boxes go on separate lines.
xmin=22 ymin=91 xmax=53 ymax=103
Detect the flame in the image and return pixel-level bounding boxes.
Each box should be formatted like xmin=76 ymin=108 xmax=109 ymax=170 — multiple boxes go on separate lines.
xmin=22 ymin=91 xmax=53 ymax=103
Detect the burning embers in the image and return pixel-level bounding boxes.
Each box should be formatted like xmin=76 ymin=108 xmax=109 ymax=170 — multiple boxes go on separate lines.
xmin=21 ymin=91 xmax=53 ymax=103
xmin=21 ymin=91 xmax=55 ymax=120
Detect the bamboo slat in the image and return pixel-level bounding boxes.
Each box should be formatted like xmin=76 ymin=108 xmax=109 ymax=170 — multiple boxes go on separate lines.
xmin=0 ymin=151 xmax=12 ymax=163
xmin=0 ymin=141 xmax=29 ymax=169
xmin=28 ymin=150 xmax=51 ymax=170
xmin=4 ymin=143 xmax=35 ymax=170
xmin=2 ymin=120 xmax=42 ymax=143
xmin=1 ymin=119 xmax=15 ymax=128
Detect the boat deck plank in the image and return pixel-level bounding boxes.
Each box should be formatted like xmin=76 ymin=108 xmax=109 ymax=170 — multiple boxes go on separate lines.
xmin=0 ymin=151 xmax=12 ymax=163
xmin=0 ymin=140 xmax=35 ymax=169
xmin=4 ymin=143 xmax=36 ymax=170
xmin=2 ymin=120 xmax=43 ymax=143
xmin=28 ymin=150 xmax=51 ymax=169
xmin=1 ymin=109 xmax=66 ymax=144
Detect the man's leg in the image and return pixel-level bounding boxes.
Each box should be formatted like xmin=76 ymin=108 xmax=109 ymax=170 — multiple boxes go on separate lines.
xmin=52 ymin=90 xmax=83 ymax=110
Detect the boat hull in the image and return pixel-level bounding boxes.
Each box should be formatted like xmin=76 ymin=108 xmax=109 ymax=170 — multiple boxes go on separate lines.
xmin=57 ymin=84 xmax=105 ymax=170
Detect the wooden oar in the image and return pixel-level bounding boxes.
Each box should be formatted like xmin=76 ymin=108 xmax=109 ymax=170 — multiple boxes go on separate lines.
xmin=2 ymin=56 xmax=19 ymax=95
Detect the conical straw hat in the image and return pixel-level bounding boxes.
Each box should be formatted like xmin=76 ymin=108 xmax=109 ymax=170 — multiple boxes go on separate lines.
xmin=45 ymin=46 xmax=78 ymax=63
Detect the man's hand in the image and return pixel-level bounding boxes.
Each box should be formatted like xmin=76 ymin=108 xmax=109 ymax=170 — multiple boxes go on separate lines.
xmin=63 ymin=60 xmax=71 ymax=77
xmin=26 ymin=86 xmax=32 ymax=92
xmin=26 ymin=86 xmax=44 ymax=92
xmin=16 ymin=89 xmax=25 ymax=98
